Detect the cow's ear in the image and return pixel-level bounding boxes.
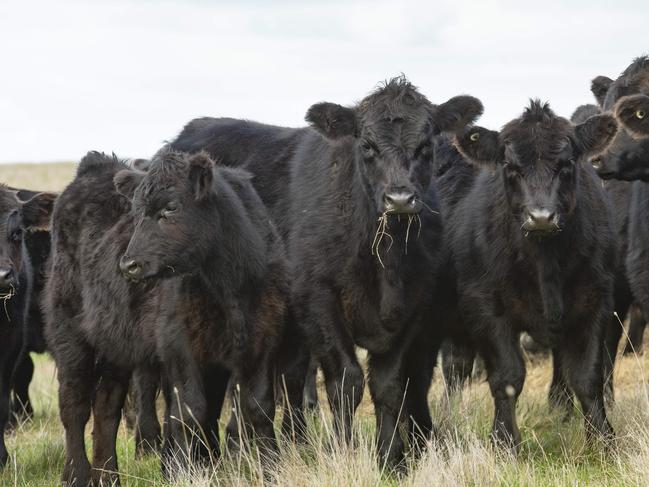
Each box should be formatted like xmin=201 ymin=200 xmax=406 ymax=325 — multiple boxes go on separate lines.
xmin=21 ymin=192 xmax=57 ymax=230
xmin=188 ymin=151 xmax=215 ymax=200
xmin=615 ymin=94 xmax=649 ymax=138
xmin=130 ymin=158 xmax=151 ymax=171
xmin=454 ymin=126 xmax=503 ymax=168
xmin=433 ymin=95 xmax=484 ymax=134
xmin=591 ymin=75 xmax=613 ymax=107
xmin=306 ymin=102 xmax=357 ymax=139
xmin=114 ymin=169 xmax=145 ymax=200
xmin=574 ymin=114 xmax=618 ymax=158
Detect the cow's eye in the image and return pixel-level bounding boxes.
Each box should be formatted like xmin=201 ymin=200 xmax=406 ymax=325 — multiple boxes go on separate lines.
xmin=360 ymin=140 xmax=377 ymax=159
xmin=160 ymin=202 xmax=178 ymax=220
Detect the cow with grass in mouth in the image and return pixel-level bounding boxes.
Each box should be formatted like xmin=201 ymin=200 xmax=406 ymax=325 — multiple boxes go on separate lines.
xmin=447 ymin=100 xmax=618 ymax=449
xmin=0 ymin=186 xmax=55 ymax=469
xmin=287 ymin=78 xmax=482 ymax=466
xmin=170 ymin=76 xmax=483 ymax=466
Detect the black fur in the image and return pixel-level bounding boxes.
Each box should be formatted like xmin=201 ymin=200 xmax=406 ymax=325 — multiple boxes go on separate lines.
xmin=172 ymin=76 xmax=483 ymax=466
xmin=44 ymin=149 xmax=287 ymax=485
xmin=440 ymin=101 xmax=617 ymax=449
xmin=0 ymin=186 xmax=55 ymax=468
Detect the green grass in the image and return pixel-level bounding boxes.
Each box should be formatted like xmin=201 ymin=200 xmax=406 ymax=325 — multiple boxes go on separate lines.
xmin=2 ymin=349 xmax=649 ymax=486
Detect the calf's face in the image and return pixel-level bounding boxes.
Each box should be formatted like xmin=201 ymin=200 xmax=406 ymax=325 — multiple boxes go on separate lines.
xmin=305 ymin=77 xmax=482 ymax=215
xmin=588 ymin=58 xmax=649 ymax=180
xmin=456 ymin=101 xmax=617 ymax=238
xmin=0 ymin=188 xmax=55 ymax=291
xmin=115 ymin=150 xmax=216 ymax=281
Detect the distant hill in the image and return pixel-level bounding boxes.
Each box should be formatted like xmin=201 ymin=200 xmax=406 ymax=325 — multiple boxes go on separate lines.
xmin=0 ymin=162 xmax=77 ymax=192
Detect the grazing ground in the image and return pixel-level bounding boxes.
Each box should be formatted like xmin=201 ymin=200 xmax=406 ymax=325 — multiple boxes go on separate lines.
xmin=2 ymin=163 xmax=649 ymax=486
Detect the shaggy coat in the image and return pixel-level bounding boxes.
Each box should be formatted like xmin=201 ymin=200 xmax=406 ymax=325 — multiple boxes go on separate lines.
xmin=0 ymin=186 xmax=55 ymax=468
xmin=44 ymin=150 xmax=287 ymax=486
xmin=174 ymin=77 xmax=484 ymax=465
xmin=441 ymin=101 xmax=618 ymax=448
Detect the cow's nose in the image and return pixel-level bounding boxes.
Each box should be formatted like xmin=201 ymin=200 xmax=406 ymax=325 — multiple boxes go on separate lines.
xmin=119 ymin=256 xmax=142 ymax=279
xmin=0 ymin=268 xmax=15 ymax=289
xmin=525 ymin=209 xmax=557 ymax=232
xmin=384 ymin=192 xmax=417 ymax=214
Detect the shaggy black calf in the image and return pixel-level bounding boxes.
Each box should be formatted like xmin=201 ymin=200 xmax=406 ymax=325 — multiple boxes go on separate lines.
xmin=446 ymin=101 xmax=618 ymax=449
xmin=0 ymin=186 xmax=55 ymax=468
xmin=116 ymin=148 xmax=287 ymax=465
xmin=45 ymin=149 xmax=287 ymax=485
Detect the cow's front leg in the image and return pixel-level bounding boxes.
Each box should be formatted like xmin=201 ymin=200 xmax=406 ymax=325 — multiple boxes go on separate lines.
xmin=300 ymin=289 xmax=364 ymax=444
xmin=133 ymin=365 xmax=162 ymax=457
xmin=227 ymin=350 xmax=278 ymax=459
xmin=479 ymin=322 xmax=525 ymax=451
xmin=91 ymin=363 xmax=130 ymax=486
xmin=160 ymin=338 xmax=208 ymax=474
xmin=563 ymin=313 xmax=614 ymax=444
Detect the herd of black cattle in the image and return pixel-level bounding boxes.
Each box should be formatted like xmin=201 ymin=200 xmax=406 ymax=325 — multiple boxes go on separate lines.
xmin=1 ymin=55 xmax=649 ymax=485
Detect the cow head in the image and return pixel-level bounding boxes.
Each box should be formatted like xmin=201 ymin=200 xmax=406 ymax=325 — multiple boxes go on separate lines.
xmin=588 ymin=56 xmax=649 ymax=181
xmin=456 ymin=100 xmax=617 ymax=238
xmin=115 ymin=147 xmax=217 ymax=281
xmin=0 ymin=186 xmax=56 ymax=292
xmin=306 ymin=76 xmax=483 ymax=216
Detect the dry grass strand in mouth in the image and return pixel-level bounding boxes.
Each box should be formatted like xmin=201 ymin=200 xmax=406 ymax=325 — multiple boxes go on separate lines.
xmin=404 ymin=214 xmax=422 ymax=255
xmin=1 ymin=283 xmax=16 ymax=321
xmin=371 ymin=211 xmax=394 ymax=268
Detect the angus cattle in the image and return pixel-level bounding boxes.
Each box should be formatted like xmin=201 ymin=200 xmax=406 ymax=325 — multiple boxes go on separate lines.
xmin=444 ymin=100 xmax=618 ymax=449
xmin=174 ymin=77 xmax=483 ymax=466
xmin=172 ymin=118 xmax=315 ymax=437
xmin=45 ymin=149 xmax=287 ymax=485
xmin=586 ymin=57 xmax=649 ymax=365
xmin=0 ymin=186 xmax=55 ymax=468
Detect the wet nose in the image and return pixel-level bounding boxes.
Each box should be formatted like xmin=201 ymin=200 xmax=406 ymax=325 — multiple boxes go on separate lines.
xmin=119 ymin=256 xmax=142 ymax=279
xmin=384 ymin=192 xmax=417 ymax=214
xmin=0 ymin=268 xmax=15 ymax=289
xmin=526 ymin=209 xmax=557 ymax=232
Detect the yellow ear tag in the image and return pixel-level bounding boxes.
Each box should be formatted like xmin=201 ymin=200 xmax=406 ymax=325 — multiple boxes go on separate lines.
xmin=636 ymin=110 xmax=646 ymax=120
xmin=470 ymin=132 xmax=480 ymax=142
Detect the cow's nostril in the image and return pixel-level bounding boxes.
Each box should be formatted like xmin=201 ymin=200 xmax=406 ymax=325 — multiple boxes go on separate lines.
xmin=407 ymin=195 xmax=416 ymax=205
xmin=120 ymin=257 xmax=141 ymax=277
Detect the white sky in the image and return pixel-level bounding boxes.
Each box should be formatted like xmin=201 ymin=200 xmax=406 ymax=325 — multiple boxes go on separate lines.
xmin=0 ymin=0 xmax=647 ymax=163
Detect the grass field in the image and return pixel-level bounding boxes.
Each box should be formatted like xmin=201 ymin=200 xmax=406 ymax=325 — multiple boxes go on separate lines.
xmin=1 ymin=163 xmax=649 ymax=486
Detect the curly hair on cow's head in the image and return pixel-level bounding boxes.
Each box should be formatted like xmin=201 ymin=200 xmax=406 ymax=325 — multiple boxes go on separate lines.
xmin=356 ymin=74 xmax=433 ymax=120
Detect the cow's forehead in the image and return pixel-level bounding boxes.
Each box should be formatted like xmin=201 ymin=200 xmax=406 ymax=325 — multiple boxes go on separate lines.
xmin=503 ymin=120 xmax=572 ymax=164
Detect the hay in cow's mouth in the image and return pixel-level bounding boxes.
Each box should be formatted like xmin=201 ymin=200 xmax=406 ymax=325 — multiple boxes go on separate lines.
xmin=371 ymin=211 xmax=424 ymax=267
xmin=371 ymin=211 xmax=394 ymax=268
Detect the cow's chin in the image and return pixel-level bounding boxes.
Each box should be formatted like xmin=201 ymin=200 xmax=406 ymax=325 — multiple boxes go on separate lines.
xmin=523 ymin=228 xmax=561 ymax=240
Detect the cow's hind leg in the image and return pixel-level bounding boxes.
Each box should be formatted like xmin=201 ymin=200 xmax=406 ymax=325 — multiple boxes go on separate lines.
xmin=278 ymin=312 xmax=310 ymax=442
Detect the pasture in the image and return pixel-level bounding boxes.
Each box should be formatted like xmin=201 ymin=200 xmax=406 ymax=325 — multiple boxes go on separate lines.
xmin=1 ymin=163 xmax=649 ymax=486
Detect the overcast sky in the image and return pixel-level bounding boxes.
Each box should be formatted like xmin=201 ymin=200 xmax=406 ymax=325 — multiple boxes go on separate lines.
xmin=0 ymin=0 xmax=647 ymax=163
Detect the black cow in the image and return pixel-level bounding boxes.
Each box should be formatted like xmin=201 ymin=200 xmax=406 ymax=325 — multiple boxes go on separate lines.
xmin=44 ymin=149 xmax=287 ymax=485
xmin=174 ymin=77 xmax=483 ymax=466
xmin=444 ymin=100 xmax=618 ymax=449
xmin=587 ymin=58 xmax=649 ymax=364
xmin=0 ymin=186 xmax=55 ymax=468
